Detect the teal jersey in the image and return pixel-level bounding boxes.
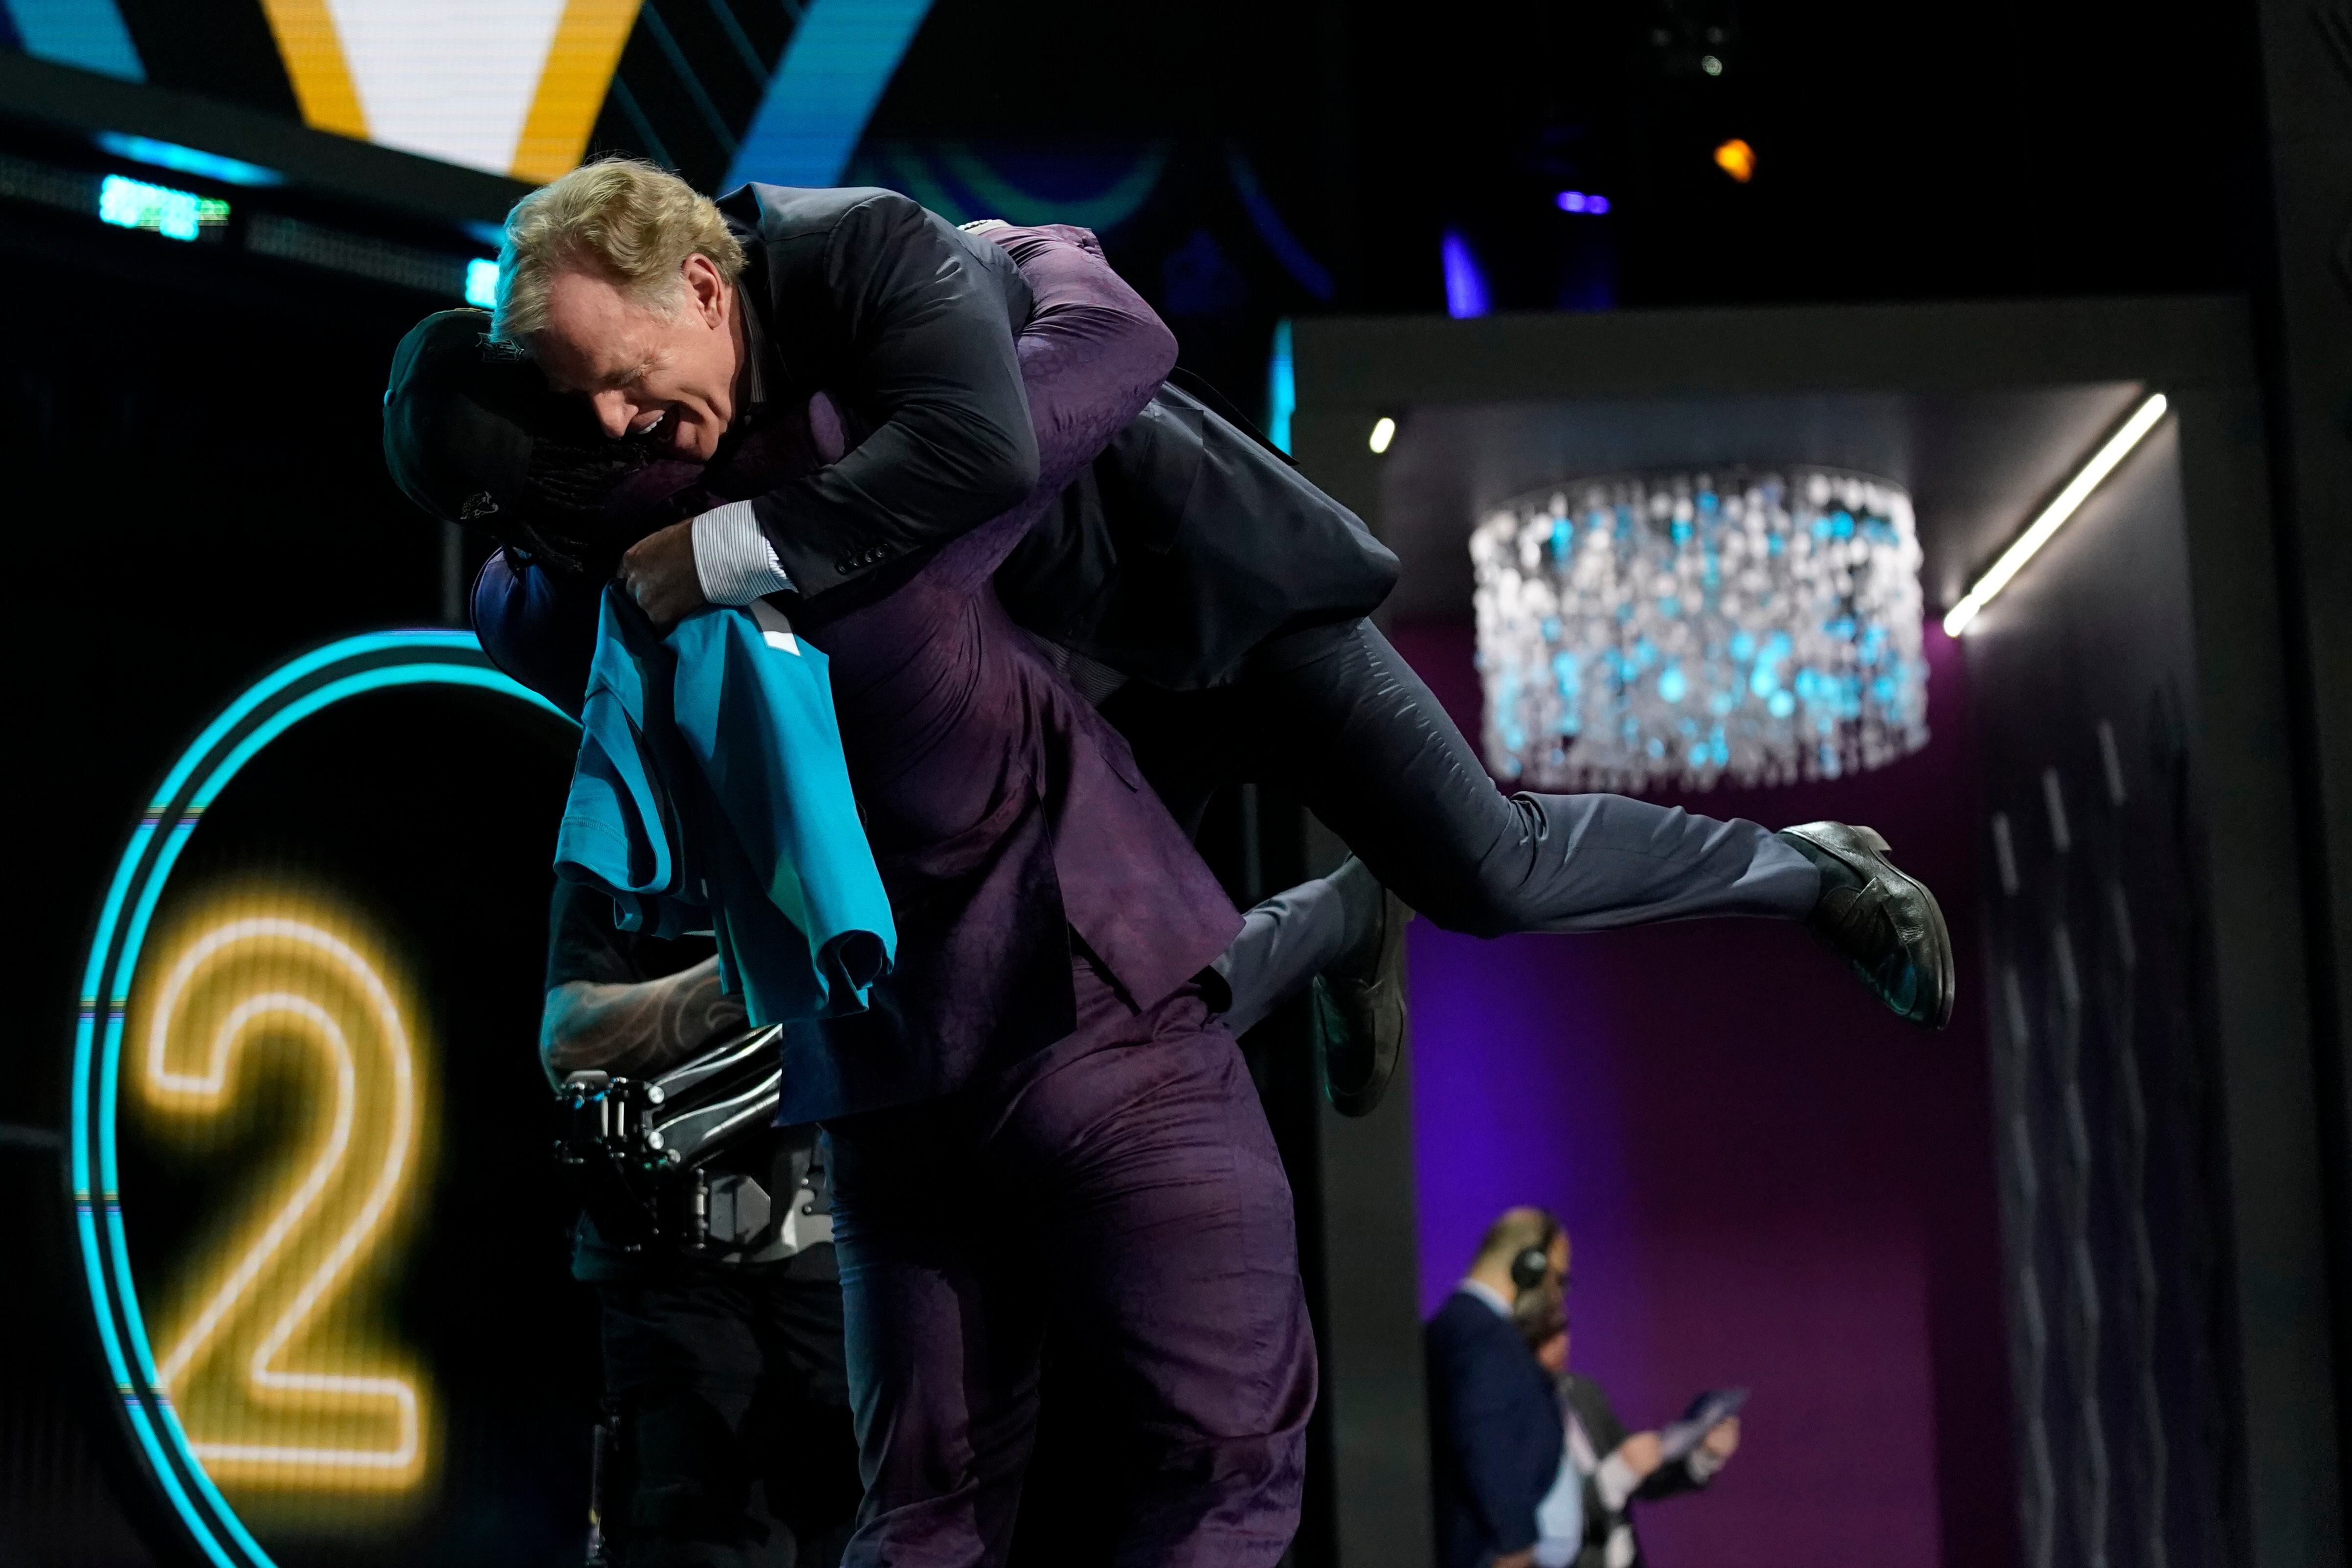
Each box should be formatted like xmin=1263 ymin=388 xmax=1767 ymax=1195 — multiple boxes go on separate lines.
xmin=555 ymin=586 xmax=895 ymax=1024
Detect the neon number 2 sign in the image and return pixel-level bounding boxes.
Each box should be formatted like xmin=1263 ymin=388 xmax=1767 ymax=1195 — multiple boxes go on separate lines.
xmin=134 ymin=899 xmax=431 ymax=1488
xmin=68 ymin=630 xmax=571 ymax=1568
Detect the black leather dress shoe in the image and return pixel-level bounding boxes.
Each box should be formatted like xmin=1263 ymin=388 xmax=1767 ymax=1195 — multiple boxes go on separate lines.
xmin=1315 ymin=859 xmax=1413 ymax=1116
xmin=1777 ymin=822 xmax=1956 ymax=1030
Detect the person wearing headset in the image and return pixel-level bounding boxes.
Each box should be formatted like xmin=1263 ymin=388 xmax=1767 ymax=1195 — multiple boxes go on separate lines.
xmin=1426 ymin=1208 xmax=1736 ymax=1568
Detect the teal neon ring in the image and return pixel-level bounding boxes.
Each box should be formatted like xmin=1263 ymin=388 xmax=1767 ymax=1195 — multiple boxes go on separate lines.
xmin=67 ymin=628 xmax=572 ymax=1567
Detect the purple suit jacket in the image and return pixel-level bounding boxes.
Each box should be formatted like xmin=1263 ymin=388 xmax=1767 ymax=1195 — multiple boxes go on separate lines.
xmin=480 ymin=226 xmax=1241 ymax=1120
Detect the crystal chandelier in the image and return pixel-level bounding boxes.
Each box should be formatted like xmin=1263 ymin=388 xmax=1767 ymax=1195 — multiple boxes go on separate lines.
xmin=1470 ymin=468 xmax=1929 ymax=793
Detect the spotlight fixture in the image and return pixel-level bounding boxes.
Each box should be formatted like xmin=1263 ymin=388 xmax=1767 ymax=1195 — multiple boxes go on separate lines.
xmin=1701 ymin=54 xmax=1724 ymax=75
xmin=1942 ymin=393 xmax=2169 ymax=637
xmin=1368 ymin=417 xmax=1396 ymax=455
xmin=1713 ymin=139 xmax=1755 ymax=183
xmin=1556 ymin=190 xmax=1612 ymax=215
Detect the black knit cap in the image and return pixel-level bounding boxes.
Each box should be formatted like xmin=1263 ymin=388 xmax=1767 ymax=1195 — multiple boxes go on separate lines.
xmin=382 ymin=308 xmax=561 ymax=529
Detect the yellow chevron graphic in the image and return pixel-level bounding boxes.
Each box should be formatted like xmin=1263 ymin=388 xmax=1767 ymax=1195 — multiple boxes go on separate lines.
xmin=255 ymin=0 xmax=643 ymax=182
xmin=255 ymin=0 xmax=369 ymax=141
xmin=514 ymin=0 xmax=643 ymax=183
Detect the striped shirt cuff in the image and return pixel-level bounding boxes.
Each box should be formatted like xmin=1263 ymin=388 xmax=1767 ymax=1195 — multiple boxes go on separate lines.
xmin=691 ymin=501 xmax=793 ymax=605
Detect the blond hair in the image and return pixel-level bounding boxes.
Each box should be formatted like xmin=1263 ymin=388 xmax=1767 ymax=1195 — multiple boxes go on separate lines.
xmin=491 ymin=157 xmax=745 ymax=343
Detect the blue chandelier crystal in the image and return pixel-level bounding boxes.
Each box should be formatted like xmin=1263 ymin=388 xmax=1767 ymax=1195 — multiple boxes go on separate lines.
xmin=1471 ymin=468 xmax=1929 ymax=792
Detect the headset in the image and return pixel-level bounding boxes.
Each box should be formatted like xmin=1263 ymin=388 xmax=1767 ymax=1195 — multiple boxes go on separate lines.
xmin=1508 ymin=1210 xmax=1565 ymax=1298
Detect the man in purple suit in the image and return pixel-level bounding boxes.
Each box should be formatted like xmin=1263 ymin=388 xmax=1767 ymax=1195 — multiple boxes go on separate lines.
xmin=388 ymin=223 xmax=1318 ymax=1566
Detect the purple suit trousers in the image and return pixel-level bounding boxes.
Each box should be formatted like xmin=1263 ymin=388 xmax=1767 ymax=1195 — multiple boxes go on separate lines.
xmin=828 ymin=953 xmax=1315 ymax=1568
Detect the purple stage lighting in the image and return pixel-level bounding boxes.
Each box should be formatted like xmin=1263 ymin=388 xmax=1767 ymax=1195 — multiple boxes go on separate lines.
xmin=1441 ymin=231 xmax=1490 ymax=319
xmin=1556 ymin=190 xmax=1611 ymax=215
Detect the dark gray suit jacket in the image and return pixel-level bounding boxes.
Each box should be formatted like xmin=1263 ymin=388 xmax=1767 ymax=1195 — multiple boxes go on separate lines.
xmin=717 ymin=183 xmax=1400 ymax=690
xmin=715 ymin=182 xmax=1040 ymax=597
xmin=1559 ymin=1372 xmax=1712 ymax=1568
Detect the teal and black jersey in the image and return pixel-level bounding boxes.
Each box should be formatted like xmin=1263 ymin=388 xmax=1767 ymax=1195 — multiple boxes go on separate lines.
xmin=554 ymin=585 xmax=896 ymax=1027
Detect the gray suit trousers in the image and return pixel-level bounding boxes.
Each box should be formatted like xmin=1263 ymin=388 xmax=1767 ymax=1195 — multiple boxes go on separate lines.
xmin=1108 ymin=619 xmax=1820 ymax=944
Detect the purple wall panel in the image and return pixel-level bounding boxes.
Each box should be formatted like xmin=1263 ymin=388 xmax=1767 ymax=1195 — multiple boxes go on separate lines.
xmin=1393 ymin=616 xmax=2017 ymax=1568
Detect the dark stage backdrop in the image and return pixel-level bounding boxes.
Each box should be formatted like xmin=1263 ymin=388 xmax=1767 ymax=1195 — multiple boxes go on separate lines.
xmin=1958 ymin=424 xmax=2242 ymax=1568
xmin=0 ymin=232 xmax=587 ymax=1562
xmin=1393 ymin=616 xmax=2018 ymax=1568
xmin=104 ymin=691 xmax=592 ymax=1562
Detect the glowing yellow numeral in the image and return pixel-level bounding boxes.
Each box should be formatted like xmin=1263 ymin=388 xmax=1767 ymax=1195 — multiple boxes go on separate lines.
xmin=132 ymin=889 xmax=435 ymax=1492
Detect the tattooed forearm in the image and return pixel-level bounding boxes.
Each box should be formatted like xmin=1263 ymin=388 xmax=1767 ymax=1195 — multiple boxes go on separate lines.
xmin=540 ymin=957 xmax=749 ymax=1086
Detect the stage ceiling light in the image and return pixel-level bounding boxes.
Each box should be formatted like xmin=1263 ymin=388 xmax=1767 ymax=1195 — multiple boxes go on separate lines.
xmin=95 ymin=134 xmax=285 ymax=189
xmin=1368 ymin=417 xmax=1396 ymax=455
xmin=1441 ymin=231 xmax=1490 ymax=319
xmin=464 ymin=258 xmax=499 ymax=309
xmin=1942 ymin=393 xmax=2169 ymax=638
xmin=1714 ymin=137 xmax=1755 ymax=182
xmin=98 ymin=174 xmax=228 ymax=242
xmin=1472 ymin=468 xmax=1929 ymax=792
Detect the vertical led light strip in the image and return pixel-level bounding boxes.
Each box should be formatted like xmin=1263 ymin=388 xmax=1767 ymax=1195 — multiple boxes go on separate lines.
xmin=67 ymin=630 xmax=571 ymax=1568
xmin=1441 ymin=231 xmax=1489 ymax=319
xmin=1944 ymin=393 xmax=2170 ymax=637
xmin=1265 ymin=318 xmax=1295 ymax=456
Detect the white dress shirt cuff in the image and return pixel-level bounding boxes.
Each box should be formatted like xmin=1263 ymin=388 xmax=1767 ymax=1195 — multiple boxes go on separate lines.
xmin=1595 ymin=1452 xmax=1639 ymax=1513
xmin=1686 ymin=1444 xmax=1726 ymax=1483
xmin=691 ymin=501 xmax=792 ymax=605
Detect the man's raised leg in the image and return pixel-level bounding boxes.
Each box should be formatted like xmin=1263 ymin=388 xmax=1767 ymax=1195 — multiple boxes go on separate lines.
xmin=1237 ymin=619 xmax=1953 ymax=1029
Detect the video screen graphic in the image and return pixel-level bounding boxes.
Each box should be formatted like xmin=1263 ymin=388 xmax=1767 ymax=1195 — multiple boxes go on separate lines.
xmin=0 ymin=0 xmax=935 ymax=197
xmin=254 ymin=0 xmax=635 ymax=182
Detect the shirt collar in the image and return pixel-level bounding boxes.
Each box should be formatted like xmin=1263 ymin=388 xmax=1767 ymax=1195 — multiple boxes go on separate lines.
xmin=1457 ymin=1278 xmax=1513 ymax=1319
xmin=734 ymin=283 xmax=771 ymax=425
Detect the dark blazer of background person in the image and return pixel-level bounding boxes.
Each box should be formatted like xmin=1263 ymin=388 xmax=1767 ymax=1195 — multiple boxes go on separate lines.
xmin=717 ymin=183 xmax=1398 ymax=689
xmin=1560 ymin=1372 xmax=1713 ymax=1568
xmin=1427 ymin=1288 xmax=1567 ymax=1568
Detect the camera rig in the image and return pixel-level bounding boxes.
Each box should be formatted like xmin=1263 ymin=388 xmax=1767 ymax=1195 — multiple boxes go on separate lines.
xmin=553 ymin=1023 xmax=790 ymax=1254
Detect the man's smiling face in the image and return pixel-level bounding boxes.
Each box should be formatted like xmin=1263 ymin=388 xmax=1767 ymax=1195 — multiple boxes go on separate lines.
xmin=529 ymin=251 xmax=741 ymax=462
